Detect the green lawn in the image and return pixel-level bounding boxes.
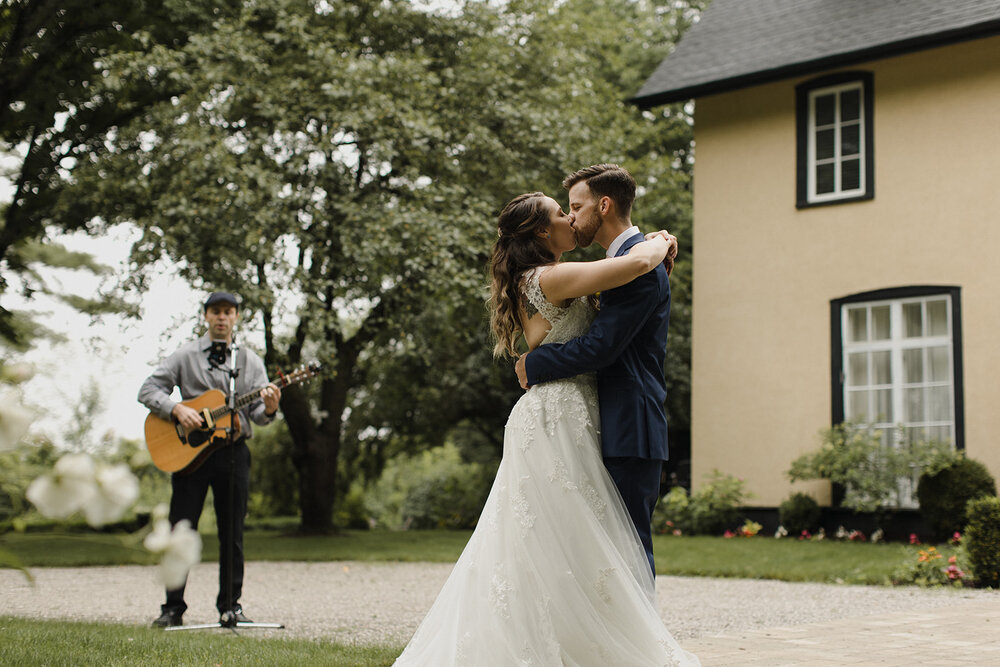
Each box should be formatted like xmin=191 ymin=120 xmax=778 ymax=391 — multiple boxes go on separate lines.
xmin=2 ymin=528 xmax=913 ymax=585
xmin=0 ymin=616 xmax=402 ymax=666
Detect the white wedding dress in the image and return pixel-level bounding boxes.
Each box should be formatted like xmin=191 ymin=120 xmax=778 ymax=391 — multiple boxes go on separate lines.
xmin=394 ymin=268 xmax=699 ymax=666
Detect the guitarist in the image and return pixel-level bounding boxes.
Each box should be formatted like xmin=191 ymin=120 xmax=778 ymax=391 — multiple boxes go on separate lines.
xmin=138 ymin=291 xmax=281 ymax=628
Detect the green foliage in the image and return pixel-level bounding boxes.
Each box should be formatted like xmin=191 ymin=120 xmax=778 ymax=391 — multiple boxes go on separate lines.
xmin=891 ymin=544 xmax=969 ymax=587
xmin=917 ymin=457 xmax=997 ymax=543
xmin=366 ymin=442 xmax=494 ymax=530
xmin=779 ymin=492 xmax=822 ymax=536
xmin=652 ymin=486 xmax=692 ymax=535
xmin=788 ymin=423 xmax=959 ymax=513
xmin=653 ymin=470 xmax=749 ymax=536
xmin=965 ymin=496 xmax=1000 ymax=588
xmin=0 ymin=0 xmax=238 ymax=344
xmin=13 ymin=0 xmax=704 ymax=530
xmin=247 ymin=421 xmax=299 ymax=519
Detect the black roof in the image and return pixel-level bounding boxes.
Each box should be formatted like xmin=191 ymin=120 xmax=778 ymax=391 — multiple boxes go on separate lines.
xmin=633 ymin=0 xmax=1000 ymax=108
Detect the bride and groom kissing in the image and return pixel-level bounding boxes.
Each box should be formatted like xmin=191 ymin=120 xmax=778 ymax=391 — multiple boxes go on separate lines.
xmin=395 ymin=164 xmax=699 ymax=665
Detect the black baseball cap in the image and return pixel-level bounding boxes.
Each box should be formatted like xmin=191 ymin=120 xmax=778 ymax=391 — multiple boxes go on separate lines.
xmin=204 ymin=292 xmax=239 ymax=311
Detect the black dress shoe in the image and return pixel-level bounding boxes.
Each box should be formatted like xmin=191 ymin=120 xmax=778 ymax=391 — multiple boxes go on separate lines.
xmin=220 ymin=606 xmax=252 ymax=625
xmin=152 ymin=610 xmax=183 ymax=628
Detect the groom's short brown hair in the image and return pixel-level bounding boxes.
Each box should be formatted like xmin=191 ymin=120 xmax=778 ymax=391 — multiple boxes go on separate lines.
xmin=562 ymin=164 xmax=636 ymax=218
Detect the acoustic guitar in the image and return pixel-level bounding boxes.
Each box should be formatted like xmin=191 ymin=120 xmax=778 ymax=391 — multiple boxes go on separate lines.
xmin=144 ymin=363 xmax=321 ymax=474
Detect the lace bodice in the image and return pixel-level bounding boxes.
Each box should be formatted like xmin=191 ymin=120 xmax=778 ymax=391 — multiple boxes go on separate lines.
xmin=521 ymin=267 xmax=595 ymax=346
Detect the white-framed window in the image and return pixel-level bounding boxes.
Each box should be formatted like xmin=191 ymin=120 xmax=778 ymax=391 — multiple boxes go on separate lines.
xmin=797 ymin=72 xmax=874 ymax=208
xmin=808 ymin=82 xmax=865 ymax=202
xmin=842 ymin=295 xmax=955 ymax=448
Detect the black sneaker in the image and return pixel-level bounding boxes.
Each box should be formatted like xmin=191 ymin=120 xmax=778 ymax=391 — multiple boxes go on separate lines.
xmin=151 ymin=609 xmax=183 ymax=628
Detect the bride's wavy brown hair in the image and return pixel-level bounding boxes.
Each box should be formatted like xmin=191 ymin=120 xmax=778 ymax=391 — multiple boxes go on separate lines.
xmin=488 ymin=192 xmax=556 ymax=358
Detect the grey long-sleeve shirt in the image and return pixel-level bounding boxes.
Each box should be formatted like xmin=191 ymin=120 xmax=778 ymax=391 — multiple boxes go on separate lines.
xmin=137 ymin=333 xmax=275 ymax=440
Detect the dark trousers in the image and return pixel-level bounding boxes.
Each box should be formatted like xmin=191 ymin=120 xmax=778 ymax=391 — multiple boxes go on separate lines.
xmin=164 ymin=439 xmax=250 ymax=615
xmin=604 ymin=456 xmax=663 ymax=577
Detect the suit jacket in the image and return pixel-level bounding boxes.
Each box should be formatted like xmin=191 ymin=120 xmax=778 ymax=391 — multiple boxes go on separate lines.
xmin=525 ymin=234 xmax=671 ymax=460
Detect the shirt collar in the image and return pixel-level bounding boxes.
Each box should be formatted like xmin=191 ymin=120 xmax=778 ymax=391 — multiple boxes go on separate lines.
xmin=200 ymin=333 xmax=231 ymax=352
xmin=606 ymin=225 xmax=642 ymax=258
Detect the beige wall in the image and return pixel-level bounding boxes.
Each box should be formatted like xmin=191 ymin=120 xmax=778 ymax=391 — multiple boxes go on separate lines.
xmin=690 ymin=35 xmax=1000 ymax=506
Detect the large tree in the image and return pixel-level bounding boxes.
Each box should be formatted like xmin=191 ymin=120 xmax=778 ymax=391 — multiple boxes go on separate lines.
xmin=0 ymin=0 xmax=241 ymax=344
xmin=55 ymin=0 xmax=703 ymax=530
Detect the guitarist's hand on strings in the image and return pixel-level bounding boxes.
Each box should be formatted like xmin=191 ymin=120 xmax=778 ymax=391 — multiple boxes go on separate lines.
xmin=262 ymin=383 xmax=281 ymax=417
xmin=172 ymin=403 xmax=205 ymax=431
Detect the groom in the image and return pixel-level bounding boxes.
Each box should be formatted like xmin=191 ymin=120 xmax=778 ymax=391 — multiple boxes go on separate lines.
xmin=515 ymin=163 xmax=672 ymax=576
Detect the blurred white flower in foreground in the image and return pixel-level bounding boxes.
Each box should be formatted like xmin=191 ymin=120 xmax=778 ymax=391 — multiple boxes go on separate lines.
xmin=0 ymin=387 xmax=34 ymax=452
xmin=144 ymin=506 xmax=202 ymax=589
xmin=83 ymin=463 xmax=140 ymax=526
xmin=26 ymin=453 xmax=98 ymax=518
xmin=26 ymin=453 xmax=141 ymax=527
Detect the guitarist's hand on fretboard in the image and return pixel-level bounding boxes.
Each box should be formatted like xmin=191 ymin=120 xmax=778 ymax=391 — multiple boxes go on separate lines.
xmin=172 ymin=403 xmax=205 ymax=430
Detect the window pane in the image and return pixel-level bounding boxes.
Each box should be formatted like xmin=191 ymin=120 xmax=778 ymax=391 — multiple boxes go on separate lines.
xmin=903 ymin=302 xmax=923 ymax=337
xmin=927 ymin=299 xmax=948 ymax=336
xmin=903 ymin=348 xmax=923 ymax=383
xmin=848 ymin=307 xmax=868 ymax=342
xmin=928 ymin=386 xmax=952 ymax=421
xmin=848 ymin=352 xmax=868 ymax=386
xmin=841 ymin=88 xmax=860 ymax=121
xmin=873 ymin=350 xmax=891 ymax=384
xmin=816 ymin=163 xmax=835 ymax=194
xmin=842 ymin=159 xmax=861 ymax=190
xmin=815 ymin=93 xmax=836 ymax=126
xmin=841 ymin=123 xmax=860 ymax=156
xmin=875 ymin=388 xmax=892 ymax=422
xmin=928 ymin=346 xmax=950 ymax=382
xmin=904 ymin=387 xmax=924 ymax=422
xmin=872 ymin=306 xmax=890 ymax=340
xmin=848 ymin=390 xmax=869 ymax=420
xmin=816 ymin=129 xmax=835 ymax=160
xmin=926 ymin=425 xmax=952 ymax=445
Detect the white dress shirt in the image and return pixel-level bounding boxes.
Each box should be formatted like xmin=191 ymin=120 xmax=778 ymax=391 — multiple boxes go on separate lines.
xmin=606 ymin=225 xmax=643 ymax=258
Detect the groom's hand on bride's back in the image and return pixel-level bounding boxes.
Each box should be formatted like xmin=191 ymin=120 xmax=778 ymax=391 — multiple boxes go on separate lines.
xmin=515 ymin=353 xmax=530 ymax=390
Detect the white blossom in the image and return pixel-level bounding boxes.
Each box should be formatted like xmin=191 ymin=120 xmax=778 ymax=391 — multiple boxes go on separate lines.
xmin=26 ymin=453 xmax=97 ymax=518
xmin=0 ymin=388 xmax=34 ymax=451
xmin=774 ymin=525 xmax=788 ymax=538
xmin=82 ymin=463 xmax=140 ymax=527
xmin=144 ymin=518 xmax=202 ymax=589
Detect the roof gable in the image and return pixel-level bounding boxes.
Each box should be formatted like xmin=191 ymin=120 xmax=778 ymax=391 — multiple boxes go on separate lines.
xmin=633 ymin=0 xmax=1000 ymax=107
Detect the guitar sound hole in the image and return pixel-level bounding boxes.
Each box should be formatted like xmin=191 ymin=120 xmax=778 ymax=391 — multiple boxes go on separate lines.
xmin=188 ymin=429 xmax=210 ymax=447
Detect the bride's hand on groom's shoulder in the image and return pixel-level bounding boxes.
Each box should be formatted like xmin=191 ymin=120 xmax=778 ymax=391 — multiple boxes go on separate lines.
xmin=515 ymin=353 xmax=530 ymax=391
xmin=644 ymin=230 xmax=678 ymax=275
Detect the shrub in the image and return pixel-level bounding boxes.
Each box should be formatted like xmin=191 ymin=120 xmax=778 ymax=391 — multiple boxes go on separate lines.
xmin=917 ymin=457 xmax=997 ymax=542
xmin=652 ymin=486 xmax=692 ymax=535
xmin=779 ymin=492 xmax=821 ymax=536
xmin=788 ymin=422 xmax=958 ymax=513
xmin=366 ymin=442 xmax=494 ymax=530
xmin=688 ymin=470 xmax=749 ymax=535
xmin=965 ymin=496 xmax=1000 ymax=588
xmin=891 ymin=544 xmax=969 ymax=588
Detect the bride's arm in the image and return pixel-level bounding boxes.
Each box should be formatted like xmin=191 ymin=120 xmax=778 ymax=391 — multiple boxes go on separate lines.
xmin=538 ymin=235 xmax=671 ymax=303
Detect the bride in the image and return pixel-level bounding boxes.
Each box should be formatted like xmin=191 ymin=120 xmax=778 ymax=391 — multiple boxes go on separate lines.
xmin=394 ymin=192 xmax=699 ymax=666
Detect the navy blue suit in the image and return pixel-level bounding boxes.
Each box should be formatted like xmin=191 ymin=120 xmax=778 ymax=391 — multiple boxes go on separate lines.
xmin=525 ymin=232 xmax=670 ymax=574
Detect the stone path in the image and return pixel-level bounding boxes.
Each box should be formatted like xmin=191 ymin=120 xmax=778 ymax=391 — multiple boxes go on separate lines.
xmin=2 ymin=561 xmax=999 ymax=664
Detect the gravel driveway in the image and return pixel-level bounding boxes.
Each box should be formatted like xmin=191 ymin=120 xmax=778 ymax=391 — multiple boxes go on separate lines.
xmin=2 ymin=561 xmax=996 ymax=647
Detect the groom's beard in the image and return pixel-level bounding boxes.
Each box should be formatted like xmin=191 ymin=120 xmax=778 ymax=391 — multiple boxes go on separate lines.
xmin=574 ymin=209 xmax=602 ymax=248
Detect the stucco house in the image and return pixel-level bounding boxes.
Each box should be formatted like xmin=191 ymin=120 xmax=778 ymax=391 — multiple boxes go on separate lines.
xmin=633 ymin=0 xmax=1000 ymax=531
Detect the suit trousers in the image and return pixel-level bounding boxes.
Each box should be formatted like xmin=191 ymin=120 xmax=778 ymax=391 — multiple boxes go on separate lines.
xmin=604 ymin=456 xmax=663 ymax=577
xmin=164 ymin=438 xmax=250 ymax=615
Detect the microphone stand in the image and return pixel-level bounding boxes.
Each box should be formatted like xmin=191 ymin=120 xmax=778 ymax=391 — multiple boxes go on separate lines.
xmin=169 ymin=338 xmax=284 ymax=634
